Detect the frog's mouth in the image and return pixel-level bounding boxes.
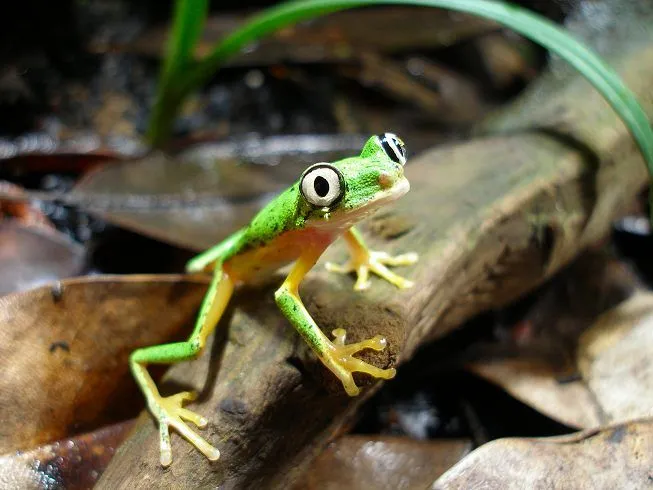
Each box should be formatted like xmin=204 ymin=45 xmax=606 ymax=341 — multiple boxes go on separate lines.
xmin=309 ymin=177 xmax=410 ymax=230
xmin=376 ymin=176 xmax=410 ymax=202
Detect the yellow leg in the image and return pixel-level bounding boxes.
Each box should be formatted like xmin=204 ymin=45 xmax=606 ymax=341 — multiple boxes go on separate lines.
xmin=131 ymin=267 xmax=234 ymax=466
xmin=325 ymin=227 xmax=417 ymax=290
xmin=275 ymin=245 xmax=396 ymax=396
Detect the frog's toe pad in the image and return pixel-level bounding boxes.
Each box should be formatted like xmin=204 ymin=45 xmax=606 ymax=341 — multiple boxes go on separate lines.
xmin=153 ymin=391 xmax=220 ymax=467
xmin=325 ymin=329 xmax=396 ymax=396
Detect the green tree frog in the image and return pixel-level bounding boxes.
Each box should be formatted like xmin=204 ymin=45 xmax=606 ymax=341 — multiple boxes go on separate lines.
xmin=130 ymin=133 xmax=418 ymax=466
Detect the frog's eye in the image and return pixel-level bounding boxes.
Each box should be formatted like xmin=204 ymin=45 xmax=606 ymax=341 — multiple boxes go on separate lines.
xmin=378 ymin=132 xmax=407 ymax=165
xmin=300 ymin=163 xmax=344 ymax=208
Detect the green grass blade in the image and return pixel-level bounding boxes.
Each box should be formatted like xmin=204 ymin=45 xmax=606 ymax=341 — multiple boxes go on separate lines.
xmin=163 ymin=0 xmax=652 ymax=187
xmin=147 ymin=0 xmax=208 ymax=146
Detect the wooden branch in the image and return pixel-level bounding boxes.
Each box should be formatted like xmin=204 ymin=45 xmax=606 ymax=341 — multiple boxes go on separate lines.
xmin=98 ymin=31 xmax=653 ymax=489
xmin=115 ymin=8 xmax=497 ymax=65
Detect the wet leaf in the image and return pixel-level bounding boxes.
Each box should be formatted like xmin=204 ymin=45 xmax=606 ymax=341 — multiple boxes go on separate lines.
xmin=434 ymin=419 xmax=653 ymax=489
xmin=0 ymin=420 xmax=134 ymax=490
xmin=294 ymin=436 xmax=472 ymax=490
xmin=72 ymin=136 xmax=366 ymax=250
xmin=0 ymin=275 xmax=208 ymax=453
xmin=0 ymin=223 xmax=85 ymax=296
xmin=471 ymin=291 xmax=653 ymax=429
xmin=0 ymin=131 xmax=145 ymax=163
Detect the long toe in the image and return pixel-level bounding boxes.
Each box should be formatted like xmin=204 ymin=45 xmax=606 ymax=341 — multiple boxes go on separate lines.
xmin=337 ymin=336 xmax=387 ymax=356
xmin=169 ymin=418 xmax=220 ymax=461
xmin=325 ymin=261 xmax=354 ymax=274
xmin=159 ymin=421 xmax=173 ymax=467
xmin=376 ymin=251 xmax=418 ymax=266
xmin=370 ymin=260 xmax=414 ymax=289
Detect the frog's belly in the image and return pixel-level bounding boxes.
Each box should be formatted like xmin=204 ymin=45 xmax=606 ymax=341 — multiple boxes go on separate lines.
xmin=223 ymin=228 xmax=334 ymax=283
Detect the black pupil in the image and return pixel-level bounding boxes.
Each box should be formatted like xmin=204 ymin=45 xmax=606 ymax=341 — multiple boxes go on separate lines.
xmin=314 ymin=176 xmax=330 ymax=197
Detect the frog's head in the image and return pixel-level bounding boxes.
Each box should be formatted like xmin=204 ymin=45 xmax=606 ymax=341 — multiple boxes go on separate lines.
xmin=300 ymin=133 xmax=409 ymax=229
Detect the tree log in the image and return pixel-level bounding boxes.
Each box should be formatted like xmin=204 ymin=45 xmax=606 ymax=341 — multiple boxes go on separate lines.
xmin=98 ymin=12 xmax=653 ymax=489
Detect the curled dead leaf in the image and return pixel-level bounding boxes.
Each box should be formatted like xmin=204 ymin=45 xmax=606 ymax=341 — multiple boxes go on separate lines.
xmin=471 ymin=360 xmax=602 ymax=429
xmin=471 ymin=291 xmax=653 ymax=429
xmin=576 ymin=292 xmax=653 ymax=423
xmin=434 ymin=419 xmax=653 ymax=489
xmin=0 ymin=223 xmax=85 ymax=296
xmin=0 ymin=275 xmax=209 ymax=453
xmin=469 ymin=250 xmax=651 ymax=429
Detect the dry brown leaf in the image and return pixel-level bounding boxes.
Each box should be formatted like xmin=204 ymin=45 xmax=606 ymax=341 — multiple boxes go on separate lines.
xmin=0 ymin=275 xmax=208 ymax=453
xmin=577 ymin=292 xmax=653 ymax=423
xmin=0 ymin=420 xmax=134 ymax=490
xmin=471 ymin=291 xmax=653 ymax=429
xmin=433 ymin=419 xmax=653 ymax=489
xmin=471 ymin=360 xmax=602 ymax=429
xmin=0 ymin=181 xmax=53 ymax=229
xmin=0 ymin=223 xmax=85 ymax=296
xmin=294 ymin=436 xmax=472 ymax=490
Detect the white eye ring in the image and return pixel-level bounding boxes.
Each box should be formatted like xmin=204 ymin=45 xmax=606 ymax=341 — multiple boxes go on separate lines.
xmin=300 ymin=163 xmax=344 ymax=208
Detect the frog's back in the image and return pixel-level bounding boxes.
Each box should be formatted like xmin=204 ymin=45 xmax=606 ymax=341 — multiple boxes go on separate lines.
xmin=189 ymin=182 xmax=338 ymax=282
xmin=186 ymin=185 xmax=301 ymax=272
xmin=222 ymin=185 xmax=321 ymax=282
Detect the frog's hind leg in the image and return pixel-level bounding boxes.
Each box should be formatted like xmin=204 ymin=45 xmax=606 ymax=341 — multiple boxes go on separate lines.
xmin=130 ymin=266 xmax=234 ymax=467
xmin=275 ymin=245 xmax=396 ymax=396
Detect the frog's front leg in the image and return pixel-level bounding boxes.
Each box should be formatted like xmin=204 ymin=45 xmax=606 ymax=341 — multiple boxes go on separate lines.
xmin=325 ymin=227 xmax=417 ymax=290
xmin=275 ymin=245 xmax=396 ymax=396
xmin=130 ymin=267 xmax=233 ymax=466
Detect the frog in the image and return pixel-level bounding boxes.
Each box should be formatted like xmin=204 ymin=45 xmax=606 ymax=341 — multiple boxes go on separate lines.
xmin=130 ymin=133 xmax=418 ymax=467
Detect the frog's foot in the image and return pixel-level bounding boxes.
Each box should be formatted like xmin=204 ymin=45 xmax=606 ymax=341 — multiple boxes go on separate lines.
xmin=322 ymin=328 xmax=396 ymax=396
xmin=326 ymin=250 xmax=418 ymax=291
xmin=148 ymin=391 xmax=220 ymax=467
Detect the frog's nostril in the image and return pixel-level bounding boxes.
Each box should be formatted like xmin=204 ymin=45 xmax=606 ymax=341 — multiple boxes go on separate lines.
xmin=378 ymin=172 xmax=394 ymax=189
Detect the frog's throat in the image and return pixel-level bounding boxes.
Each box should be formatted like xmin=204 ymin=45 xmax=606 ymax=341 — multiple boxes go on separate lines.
xmin=308 ymin=178 xmax=410 ymax=230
